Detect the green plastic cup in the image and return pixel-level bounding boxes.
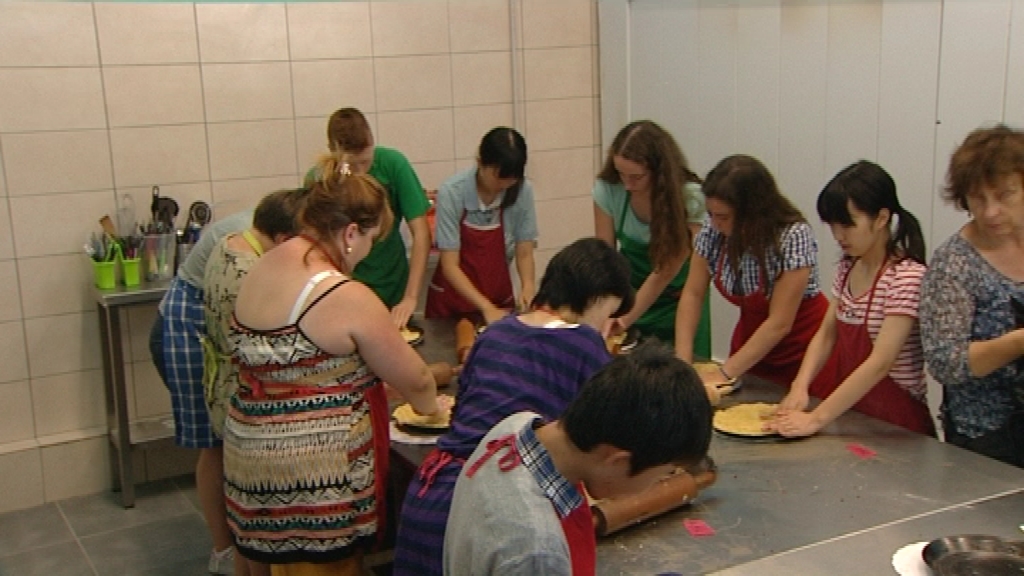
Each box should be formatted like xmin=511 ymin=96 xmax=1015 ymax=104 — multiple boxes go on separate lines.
xmin=93 ymin=260 xmax=116 ymax=290
xmin=121 ymin=258 xmax=141 ymax=287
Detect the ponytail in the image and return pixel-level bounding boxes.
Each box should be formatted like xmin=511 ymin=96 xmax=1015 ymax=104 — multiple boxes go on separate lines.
xmin=890 ymin=206 xmax=926 ymax=265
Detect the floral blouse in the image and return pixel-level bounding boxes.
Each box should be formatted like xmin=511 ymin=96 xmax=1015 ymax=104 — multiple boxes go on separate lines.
xmin=920 ymin=233 xmax=1024 ymax=438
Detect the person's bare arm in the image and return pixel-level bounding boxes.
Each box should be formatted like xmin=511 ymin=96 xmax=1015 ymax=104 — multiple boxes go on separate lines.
xmin=721 ymin=268 xmax=811 ymax=378
xmin=514 ymin=241 xmax=536 ymax=311
xmin=440 ymin=250 xmax=506 ymax=324
xmin=675 ymin=252 xmax=711 ymax=362
xmin=391 ymin=215 xmax=430 ymax=328
xmin=300 ymin=281 xmax=438 ymax=415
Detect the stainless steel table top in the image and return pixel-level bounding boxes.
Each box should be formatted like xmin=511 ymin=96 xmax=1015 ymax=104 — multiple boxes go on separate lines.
xmin=596 ymin=380 xmax=1024 ymax=575
xmin=94 ymin=279 xmax=170 ymax=307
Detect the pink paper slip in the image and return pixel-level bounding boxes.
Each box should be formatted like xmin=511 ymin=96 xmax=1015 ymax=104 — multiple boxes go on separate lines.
xmin=683 ymin=519 xmax=716 ymax=537
xmin=846 ymin=443 xmax=877 ymax=459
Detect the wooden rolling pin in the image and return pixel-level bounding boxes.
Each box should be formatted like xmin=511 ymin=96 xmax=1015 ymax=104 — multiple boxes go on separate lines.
xmin=591 ymin=458 xmax=718 ymax=537
xmin=455 ymin=318 xmax=476 ymax=364
xmin=429 ymin=362 xmax=454 ymax=388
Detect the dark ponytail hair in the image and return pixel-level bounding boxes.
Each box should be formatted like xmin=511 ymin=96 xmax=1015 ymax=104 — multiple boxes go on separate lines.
xmin=478 ymin=127 xmax=527 ymax=209
xmin=817 ymin=160 xmax=926 ymax=264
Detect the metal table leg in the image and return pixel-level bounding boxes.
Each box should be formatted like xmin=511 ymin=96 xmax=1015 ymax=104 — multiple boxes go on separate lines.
xmin=99 ymin=301 xmax=135 ymax=508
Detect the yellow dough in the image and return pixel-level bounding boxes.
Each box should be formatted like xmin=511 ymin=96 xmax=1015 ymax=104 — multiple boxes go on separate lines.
xmin=400 ymin=326 xmax=421 ymax=344
xmin=392 ymin=394 xmax=454 ymax=429
xmin=713 ymin=403 xmax=776 ymax=436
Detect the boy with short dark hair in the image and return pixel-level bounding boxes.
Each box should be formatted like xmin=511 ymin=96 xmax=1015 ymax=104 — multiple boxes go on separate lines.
xmin=442 ymin=342 xmax=713 ymax=575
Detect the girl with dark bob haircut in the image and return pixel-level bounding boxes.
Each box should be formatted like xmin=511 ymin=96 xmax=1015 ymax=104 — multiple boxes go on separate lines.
xmin=426 ymin=127 xmax=539 ymax=324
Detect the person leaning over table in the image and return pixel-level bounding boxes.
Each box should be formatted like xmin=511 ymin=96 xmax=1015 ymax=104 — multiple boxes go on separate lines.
xmin=223 ymin=156 xmax=444 ymax=576
xmin=675 ymin=155 xmax=833 ymax=390
xmin=148 ymin=208 xmax=253 ymax=576
xmin=393 ymin=238 xmax=634 ymax=576
xmin=442 ymin=342 xmax=713 ymax=576
xmin=921 ymin=124 xmax=1024 ymax=468
xmin=593 ymin=120 xmax=711 ymax=353
xmin=303 ymin=107 xmax=430 ymax=328
xmin=770 ymin=161 xmax=935 ymax=437
xmin=425 ymin=127 xmax=537 ymax=324
xmin=200 ymin=188 xmax=307 ymax=576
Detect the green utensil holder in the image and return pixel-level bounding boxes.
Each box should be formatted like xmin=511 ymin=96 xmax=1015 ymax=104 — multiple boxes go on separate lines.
xmin=93 ymin=260 xmax=116 ymax=290
xmin=122 ymin=258 xmax=141 ymax=287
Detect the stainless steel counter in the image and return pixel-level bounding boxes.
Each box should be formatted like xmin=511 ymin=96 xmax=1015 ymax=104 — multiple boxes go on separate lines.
xmin=596 ymin=379 xmax=1024 ymax=575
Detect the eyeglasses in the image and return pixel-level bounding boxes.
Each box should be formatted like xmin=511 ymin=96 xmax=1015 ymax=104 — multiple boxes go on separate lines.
xmin=618 ymin=171 xmax=648 ymax=184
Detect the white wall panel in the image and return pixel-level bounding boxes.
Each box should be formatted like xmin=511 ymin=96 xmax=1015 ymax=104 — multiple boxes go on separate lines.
xmin=1005 ymin=0 xmax=1024 ymax=126
xmin=629 ymin=0 xmax=701 ymax=157
xmin=825 ymin=2 xmax=882 ymax=176
xmin=877 ymin=0 xmax=942 ymax=253
xmin=736 ymin=2 xmax=781 ymax=171
xmin=778 ymin=1 xmax=830 ymax=293
xmin=777 ymin=2 xmax=828 ymax=221
xmin=694 ymin=3 xmax=737 ymax=175
xmin=932 ymin=0 xmax=1012 ymax=243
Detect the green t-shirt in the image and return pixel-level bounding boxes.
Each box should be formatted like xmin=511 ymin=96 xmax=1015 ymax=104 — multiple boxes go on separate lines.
xmin=304 ymin=146 xmax=429 ymax=306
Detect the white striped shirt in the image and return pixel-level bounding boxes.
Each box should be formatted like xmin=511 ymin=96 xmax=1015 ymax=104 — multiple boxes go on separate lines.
xmin=833 ymin=258 xmax=927 ymax=399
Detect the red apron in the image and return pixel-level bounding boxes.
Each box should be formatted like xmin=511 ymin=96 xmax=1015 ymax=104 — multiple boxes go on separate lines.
xmin=713 ymin=251 xmax=829 ymax=387
xmin=465 ymin=435 xmax=595 ymax=575
xmin=366 ymin=382 xmax=391 ymax=548
xmin=560 ymin=489 xmax=597 ymax=575
xmin=808 ymin=262 xmax=935 ymax=435
xmin=425 ymin=208 xmax=514 ymax=318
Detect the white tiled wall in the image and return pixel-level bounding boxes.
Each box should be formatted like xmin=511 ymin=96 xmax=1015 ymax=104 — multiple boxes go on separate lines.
xmin=0 ymin=0 xmax=599 ymax=514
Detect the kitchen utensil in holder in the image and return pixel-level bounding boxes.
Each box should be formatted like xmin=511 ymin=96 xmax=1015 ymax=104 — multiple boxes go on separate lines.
xmin=142 ymin=233 xmax=176 ymax=281
xmin=121 ymin=258 xmax=141 ymax=287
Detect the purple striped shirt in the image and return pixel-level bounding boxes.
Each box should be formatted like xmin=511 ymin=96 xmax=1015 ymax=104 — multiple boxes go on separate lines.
xmin=393 ymin=315 xmax=611 ymax=576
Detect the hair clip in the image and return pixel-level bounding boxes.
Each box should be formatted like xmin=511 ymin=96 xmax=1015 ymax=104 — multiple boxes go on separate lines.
xmin=338 ymin=162 xmax=352 ymax=176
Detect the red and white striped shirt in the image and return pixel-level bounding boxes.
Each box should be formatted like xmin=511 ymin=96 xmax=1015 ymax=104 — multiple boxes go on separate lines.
xmin=832 ymin=258 xmax=927 ymax=399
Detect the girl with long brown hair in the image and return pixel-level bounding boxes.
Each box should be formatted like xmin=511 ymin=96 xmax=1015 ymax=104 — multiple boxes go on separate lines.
xmin=593 ymin=120 xmax=711 ymax=353
xmin=676 ymin=155 xmax=829 ymax=389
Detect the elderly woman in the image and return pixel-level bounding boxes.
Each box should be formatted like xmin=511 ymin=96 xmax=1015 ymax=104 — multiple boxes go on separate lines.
xmin=921 ymin=124 xmax=1024 ymax=468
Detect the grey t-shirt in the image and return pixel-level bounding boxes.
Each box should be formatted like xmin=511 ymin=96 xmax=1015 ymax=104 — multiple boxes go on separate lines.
xmin=176 ymin=211 xmax=252 ymax=288
xmin=443 ymin=412 xmax=578 ymax=576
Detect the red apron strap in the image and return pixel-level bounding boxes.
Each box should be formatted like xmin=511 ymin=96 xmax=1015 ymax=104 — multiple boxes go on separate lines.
xmin=365 ymin=383 xmax=391 ymax=548
xmin=465 ymin=434 xmax=520 ymax=478
xmin=415 ymin=449 xmax=465 ymax=497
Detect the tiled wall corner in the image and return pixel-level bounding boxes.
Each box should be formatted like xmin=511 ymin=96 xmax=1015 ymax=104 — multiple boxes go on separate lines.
xmin=0 ymin=0 xmax=601 ymax=512
xmin=41 ymin=437 xmax=111 ymax=502
xmin=0 ymin=448 xmax=44 ymax=514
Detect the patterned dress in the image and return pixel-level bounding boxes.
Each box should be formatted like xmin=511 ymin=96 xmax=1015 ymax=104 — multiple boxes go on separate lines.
xmin=202 ymin=234 xmax=260 ymax=438
xmin=222 ymin=277 xmax=388 ymax=564
xmin=921 ymin=233 xmax=1024 ymax=440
